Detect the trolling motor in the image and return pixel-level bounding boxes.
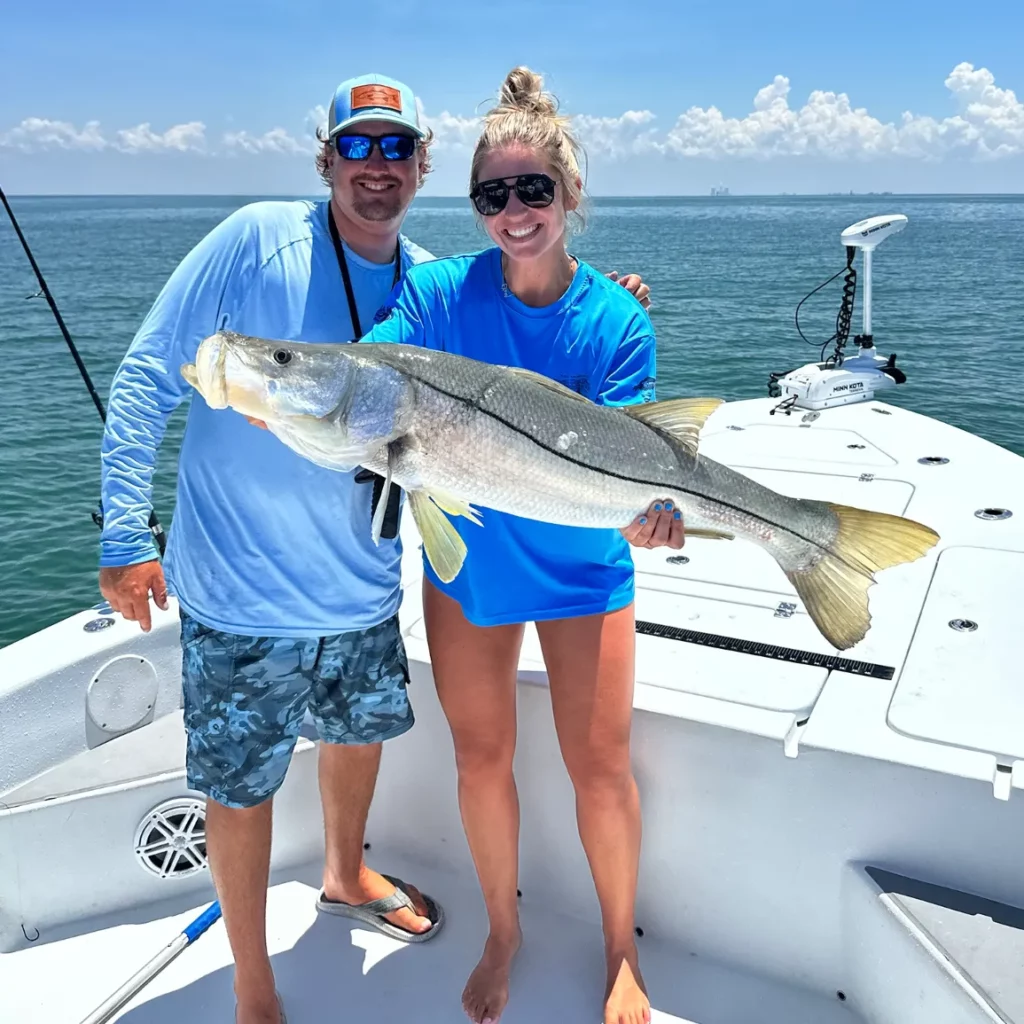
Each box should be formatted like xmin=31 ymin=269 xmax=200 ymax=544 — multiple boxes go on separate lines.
xmin=769 ymin=214 xmax=909 ymax=413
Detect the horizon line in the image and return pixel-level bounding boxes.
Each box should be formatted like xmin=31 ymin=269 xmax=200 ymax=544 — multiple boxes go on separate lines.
xmin=5 ymin=191 xmax=1024 ymax=200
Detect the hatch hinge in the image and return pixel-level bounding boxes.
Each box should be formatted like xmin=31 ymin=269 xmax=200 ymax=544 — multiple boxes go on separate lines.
xmin=993 ymin=762 xmax=1015 ymax=802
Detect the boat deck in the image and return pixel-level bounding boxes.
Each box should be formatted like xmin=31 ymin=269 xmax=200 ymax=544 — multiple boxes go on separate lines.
xmin=0 ymin=853 xmax=857 ymax=1024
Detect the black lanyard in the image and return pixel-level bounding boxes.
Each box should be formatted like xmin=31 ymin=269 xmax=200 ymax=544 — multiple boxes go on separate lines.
xmin=327 ymin=204 xmax=403 ymax=538
xmin=328 ymin=204 xmax=401 ymax=339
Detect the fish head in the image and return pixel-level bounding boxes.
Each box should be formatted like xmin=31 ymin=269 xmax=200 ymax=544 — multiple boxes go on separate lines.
xmin=184 ymin=331 xmax=360 ymax=422
xmin=181 ymin=332 xmax=414 ymax=469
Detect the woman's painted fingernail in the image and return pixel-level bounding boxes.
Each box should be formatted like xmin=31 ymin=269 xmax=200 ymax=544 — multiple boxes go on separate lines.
xmin=654 ymin=503 xmax=663 ymax=512
xmin=639 ymin=516 xmax=648 ymax=525
xmin=665 ymin=501 xmax=673 ymax=511
xmin=674 ymin=511 xmax=681 ymax=520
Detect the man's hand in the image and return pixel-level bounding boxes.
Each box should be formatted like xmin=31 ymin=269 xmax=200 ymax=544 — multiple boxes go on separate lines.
xmin=606 ymin=270 xmax=651 ymax=310
xmin=99 ymin=561 xmax=168 ymax=633
xmin=621 ymin=500 xmax=684 ymax=549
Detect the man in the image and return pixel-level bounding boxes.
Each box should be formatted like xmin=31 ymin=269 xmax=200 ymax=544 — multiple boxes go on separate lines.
xmin=99 ymin=73 xmax=666 ymax=1024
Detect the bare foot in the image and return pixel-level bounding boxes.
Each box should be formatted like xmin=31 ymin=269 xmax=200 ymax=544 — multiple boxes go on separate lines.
xmin=604 ymin=946 xmax=651 ymax=1024
xmin=322 ymin=865 xmax=433 ymax=936
xmin=462 ymin=930 xmax=522 ymax=1024
xmin=235 ymin=985 xmax=284 ymax=1024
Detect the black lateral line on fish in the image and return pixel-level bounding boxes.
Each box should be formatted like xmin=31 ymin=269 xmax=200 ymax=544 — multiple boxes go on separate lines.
xmin=404 ymin=372 xmax=869 ymax=579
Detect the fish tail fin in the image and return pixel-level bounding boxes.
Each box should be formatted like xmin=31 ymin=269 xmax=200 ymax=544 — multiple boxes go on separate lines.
xmin=783 ymin=503 xmax=939 ymax=651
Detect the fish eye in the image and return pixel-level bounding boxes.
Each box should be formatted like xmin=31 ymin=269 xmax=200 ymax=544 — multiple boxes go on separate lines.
xmin=273 ymin=349 xmax=292 ymax=366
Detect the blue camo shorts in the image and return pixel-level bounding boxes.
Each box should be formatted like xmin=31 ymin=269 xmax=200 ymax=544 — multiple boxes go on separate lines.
xmin=180 ymin=610 xmax=414 ymax=809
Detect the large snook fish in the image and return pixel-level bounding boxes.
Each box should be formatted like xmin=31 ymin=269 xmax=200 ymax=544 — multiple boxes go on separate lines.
xmin=182 ymin=330 xmax=939 ymax=651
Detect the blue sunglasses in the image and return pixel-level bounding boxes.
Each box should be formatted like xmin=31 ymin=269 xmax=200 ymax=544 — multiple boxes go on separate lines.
xmin=334 ymin=133 xmax=419 ymax=161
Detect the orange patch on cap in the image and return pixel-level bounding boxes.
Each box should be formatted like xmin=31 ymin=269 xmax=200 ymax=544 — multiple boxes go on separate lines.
xmin=350 ymin=84 xmax=402 ymax=112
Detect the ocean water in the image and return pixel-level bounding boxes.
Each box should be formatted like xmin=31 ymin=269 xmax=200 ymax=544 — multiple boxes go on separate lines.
xmin=1 ymin=193 xmax=1022 ymax=649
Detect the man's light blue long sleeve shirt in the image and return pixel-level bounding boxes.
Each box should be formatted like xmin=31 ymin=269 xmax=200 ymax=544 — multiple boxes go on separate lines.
xmin=99 ymin=199 xmax=432 ymax=637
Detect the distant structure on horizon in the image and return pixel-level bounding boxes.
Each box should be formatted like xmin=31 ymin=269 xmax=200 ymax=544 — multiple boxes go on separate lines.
xmin=710 ymin=183 xmax=730 ymax=196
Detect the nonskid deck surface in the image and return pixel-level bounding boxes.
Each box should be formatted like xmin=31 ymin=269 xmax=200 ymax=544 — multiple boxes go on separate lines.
xmin=0 ymin=854 xmax=856 ymax=1024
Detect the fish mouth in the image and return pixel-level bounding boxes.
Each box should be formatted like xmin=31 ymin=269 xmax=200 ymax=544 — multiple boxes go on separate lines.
xmin=194 ymin=334 xmax=230 ymax=410
xmin=189 ymin=332 xmax=271 ymax=418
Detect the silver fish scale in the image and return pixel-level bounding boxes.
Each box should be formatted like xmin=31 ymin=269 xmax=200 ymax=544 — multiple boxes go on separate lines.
xmin=364 ymin=344 xmax=681 ymax=482
xmin=360 ymin=344 xmax=841 ymax=568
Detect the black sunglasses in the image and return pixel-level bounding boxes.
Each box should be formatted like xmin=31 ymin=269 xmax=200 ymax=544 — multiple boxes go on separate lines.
xmin=469 ymin=173 xmax=558 ymax=216
xmin=334 ymin=133 xmax=419 ymax=161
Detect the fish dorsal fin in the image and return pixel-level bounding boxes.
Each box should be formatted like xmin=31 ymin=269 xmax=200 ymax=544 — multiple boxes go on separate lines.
xmin=624 ymin=397 xmax=724 ymax=455
xmin=507 ymin=367 xmax=594 ymax=404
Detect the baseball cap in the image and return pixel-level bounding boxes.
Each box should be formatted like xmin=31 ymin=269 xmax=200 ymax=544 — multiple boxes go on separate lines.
xmin=328 ymin=74 xmax=425 ymax=139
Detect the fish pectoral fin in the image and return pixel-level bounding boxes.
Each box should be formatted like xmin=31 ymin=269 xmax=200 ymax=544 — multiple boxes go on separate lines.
xmin=181 ymin=363 xmax=200 ymax=391
xmin=624 ymin=397 xmax=725 ymax=456
xmin=425 ymin=488 xmax=483 ymax=527
xmin=370 ymin=448 xmax=394 ymax=547
xmin=507 ymin=367 xmax=594 ymax=403
xmin=408 ymin=491 xmax=468 ymax=584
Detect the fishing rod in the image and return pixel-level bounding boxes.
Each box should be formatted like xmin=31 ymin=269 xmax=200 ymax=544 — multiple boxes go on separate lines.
xmin=0 ymin=184 xmax=167 ymax=556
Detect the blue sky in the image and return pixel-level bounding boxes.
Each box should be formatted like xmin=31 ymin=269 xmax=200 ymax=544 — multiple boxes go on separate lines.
xmin=1 ymin=0 xmax=1021 ymax=194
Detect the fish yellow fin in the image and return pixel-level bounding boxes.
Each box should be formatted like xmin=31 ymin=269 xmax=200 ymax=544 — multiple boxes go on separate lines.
xmin=685 ymin=528 xmax=735 ymax=540
xmin=181 ymin=363 xmax=200 ymax=391
xmin=425 ymin=488 xmax=483 ymax=527
xmin=624 ymin=397 xmax=725 ymax=455
xmin=784 ymin=504 xmax=939 ymax=651
xmin=408 ymin=491 xmax=468 ymax=584
xmin=507 ymin=367 xmax=594 ymax=403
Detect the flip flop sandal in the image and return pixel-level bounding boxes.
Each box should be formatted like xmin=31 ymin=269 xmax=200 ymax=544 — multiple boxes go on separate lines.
xmin=315 ymin=873 xmax=445 ymax=943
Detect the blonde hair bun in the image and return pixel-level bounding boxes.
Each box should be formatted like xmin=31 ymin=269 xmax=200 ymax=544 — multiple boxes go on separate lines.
xmin=498 ymin=66 xmax=559 ymax=119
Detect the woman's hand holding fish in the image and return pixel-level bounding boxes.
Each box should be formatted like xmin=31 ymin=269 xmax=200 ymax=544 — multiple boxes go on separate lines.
xmin=622 ymin=500 xmax=684 ymax=549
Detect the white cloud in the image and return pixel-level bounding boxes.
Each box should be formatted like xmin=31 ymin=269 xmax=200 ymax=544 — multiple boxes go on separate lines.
xmin=1 ymin=65 xmax=1019 ymax=165
xmin=116 ymin=122 xmax=206 ymax=153
xmin=306 ymin=104 xmax=329 ymax=138
xmin=0 ymin=118 xmax=206 ymax=153
xmin=418 ymin=102 xmax=480 ymax=150
xmin=576 ymin=110 xmax=659 ymax=158
xmin=657 ymin=62 xmax=1021 ymax=162
xmin=223 ymin=127 xmax=311 ymax=155
xmin=663 ymin=77 xmax=898 ymax=160
xmin=894 ymin=63 xmax=1024 ymax=161
xmin=0 ymin=117 xmax=107 ymax=151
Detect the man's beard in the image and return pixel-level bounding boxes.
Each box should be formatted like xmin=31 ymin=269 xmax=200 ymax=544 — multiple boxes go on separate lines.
xmin=350 ymin=183 xmax=405 ymax=223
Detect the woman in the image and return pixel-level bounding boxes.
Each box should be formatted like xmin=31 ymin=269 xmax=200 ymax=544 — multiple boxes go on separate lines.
xmin=364 ymin=66 xmax=681 ymax=1024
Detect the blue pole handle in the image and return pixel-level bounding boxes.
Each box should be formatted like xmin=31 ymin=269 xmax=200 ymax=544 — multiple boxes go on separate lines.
xmin=79 ymin=900 xmax=224 ymax=1024
xmin=183 ymin=900 xmax=222 ymax=943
